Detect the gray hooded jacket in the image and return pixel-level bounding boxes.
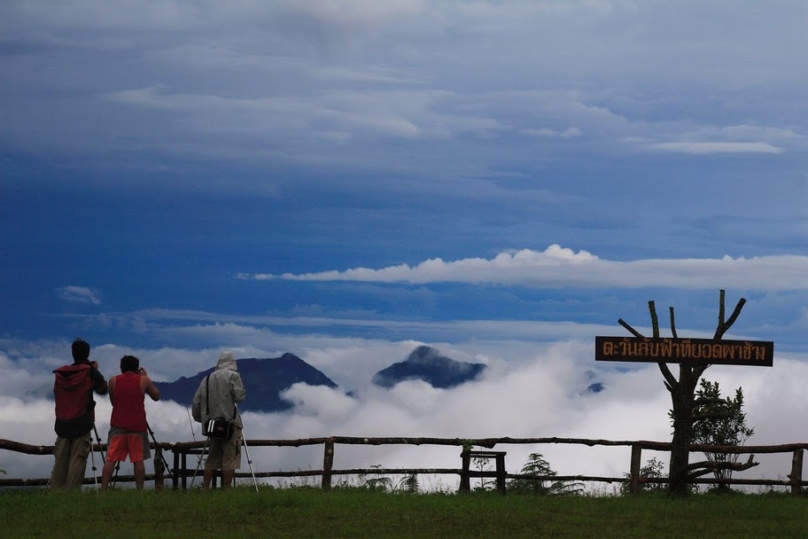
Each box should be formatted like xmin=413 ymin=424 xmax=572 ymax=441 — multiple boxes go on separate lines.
xmin=192 ymin=351 xmax=246 ymax=429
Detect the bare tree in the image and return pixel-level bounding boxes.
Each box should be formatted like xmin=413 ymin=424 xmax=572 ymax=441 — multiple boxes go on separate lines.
xmin=617 ymin=290 xmax=758 ymax=496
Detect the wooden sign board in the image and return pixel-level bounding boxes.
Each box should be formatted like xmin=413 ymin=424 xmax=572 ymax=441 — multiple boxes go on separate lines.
xmin=595 ymin=336 xmax=773 ymax=367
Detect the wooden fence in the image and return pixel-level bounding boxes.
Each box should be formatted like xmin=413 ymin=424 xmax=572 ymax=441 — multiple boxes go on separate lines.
xmin=1 ymin=436 xmax=806 ymax=495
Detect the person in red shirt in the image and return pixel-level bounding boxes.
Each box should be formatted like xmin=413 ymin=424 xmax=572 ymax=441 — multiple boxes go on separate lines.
xmin=100 ymin=355 xmax=160 ymax=490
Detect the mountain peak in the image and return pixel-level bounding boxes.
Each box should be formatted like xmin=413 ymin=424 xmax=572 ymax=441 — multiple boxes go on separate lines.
xmin=406 ymin=345 xmax=444 ymax=364
xmin=154 ymin=354 xmax=338 ymax=413
xmin=372 ymin=346 xmax=486 ymax=389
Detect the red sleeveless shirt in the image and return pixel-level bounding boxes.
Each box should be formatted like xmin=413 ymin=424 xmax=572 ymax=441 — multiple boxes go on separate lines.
xmin=110 ymin=372 xmax=147 ymax=432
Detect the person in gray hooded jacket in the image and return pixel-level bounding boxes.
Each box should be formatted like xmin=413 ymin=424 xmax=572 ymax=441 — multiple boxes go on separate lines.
xmin=191 ymin=350 xmax=246 ymax=490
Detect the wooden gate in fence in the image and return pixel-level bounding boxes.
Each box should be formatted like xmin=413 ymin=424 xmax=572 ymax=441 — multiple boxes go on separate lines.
xmin=1 ymin=436 xmax=805 ymax=495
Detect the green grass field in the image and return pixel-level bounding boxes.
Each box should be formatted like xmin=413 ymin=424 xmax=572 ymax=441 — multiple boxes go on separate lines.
xmin=2 ymin=487 xmax=808 ymax=538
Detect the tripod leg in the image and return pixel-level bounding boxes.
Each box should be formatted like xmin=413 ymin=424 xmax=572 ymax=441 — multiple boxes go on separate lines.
xmin=89 ymin=440 xmax=98 ymax=487
xmin=190 ymin=437 xmax=209 ymax=488
xmin=241 ymin=430 xmax=259 ymax=493
xmin=146 ymin=422 xmax=174 ymax=485
xmin=111 ymin=461 xmax=120 ymax=490
xmin=93 ymin=425 xmax=106 ymax=464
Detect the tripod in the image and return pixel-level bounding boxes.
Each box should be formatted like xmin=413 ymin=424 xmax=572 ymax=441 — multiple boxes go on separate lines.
xmin=190 ymin=428 xmax=258 ymax=492
xmin=146 ymin=421 xmax=174 ymax=490
xmin=190 ymin=437 xmax=209 ymax=488
xmin=90 ymin=424 xmax=107 ymax=487
xmin=241 ymin=428 xmax=259 ymax=492
xmin=105 ymin=423 xmax=173 ymax=491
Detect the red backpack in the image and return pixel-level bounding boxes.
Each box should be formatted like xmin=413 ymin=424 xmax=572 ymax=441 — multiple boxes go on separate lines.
xmin=53 ymin=363 xmax=96 ymax=437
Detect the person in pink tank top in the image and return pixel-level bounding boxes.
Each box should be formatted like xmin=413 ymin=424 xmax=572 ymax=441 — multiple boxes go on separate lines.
xmin=101 ymin=355 xmax=160 ymax=490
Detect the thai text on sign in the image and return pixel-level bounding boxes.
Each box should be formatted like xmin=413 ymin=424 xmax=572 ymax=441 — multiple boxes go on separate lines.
xmin=595 ymin=337 xmax=773 ymax=366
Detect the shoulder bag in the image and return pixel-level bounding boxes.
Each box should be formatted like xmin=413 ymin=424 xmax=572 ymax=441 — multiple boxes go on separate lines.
xmin=202 ymin=374 xmax=236 ymax=440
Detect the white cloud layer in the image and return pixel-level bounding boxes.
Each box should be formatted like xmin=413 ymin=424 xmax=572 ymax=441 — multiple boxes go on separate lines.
xmin=244 ymin=244 xmax=808 ymax=291
xmin=2 ymin=336 xmax=806 ymax=492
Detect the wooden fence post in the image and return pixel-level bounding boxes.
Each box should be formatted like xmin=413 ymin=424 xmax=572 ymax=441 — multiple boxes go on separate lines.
xmin=495 ymin=452 xmax=507 ymax=495
xmin=790 ymin=449 xmax=804 ymax=496
xmin=459 ymin=451 xmax=471 ymax=492
xmin=322 ymin=439 xmax=334 ymax=490
xmin=172 ymin=450 xmax=180 ymax=490
xmin=630 ymin=443 xmax=642 ymax=495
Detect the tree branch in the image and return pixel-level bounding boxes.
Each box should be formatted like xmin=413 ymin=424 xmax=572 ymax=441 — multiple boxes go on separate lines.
xmin=617 ymin=318 xmax=644 ymax=338
xmin=718 ymin=298 xmax=746 ymax=336
xmin=682 ymin=454 xmax=758 ymax=481
xmin=669 ymin=306 xmax=678 ymax=339
xmin=658 ymin=363 xmax=677 ymax=391
xmin=649 ymin=301 xmax=659 ymax=338
xmin=693 ymin=363 xmax=710 ymax=381
xmin=713 ymin=290 xmax=746 ymax=340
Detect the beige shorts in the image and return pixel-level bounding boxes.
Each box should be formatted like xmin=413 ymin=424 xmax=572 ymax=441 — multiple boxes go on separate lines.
xmin=205 ymin=427 xmax=242 ymax=471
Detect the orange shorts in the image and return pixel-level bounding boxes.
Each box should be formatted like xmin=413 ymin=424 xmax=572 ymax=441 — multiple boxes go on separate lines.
xmin=107 ymin=433 xmax=146 ymax=463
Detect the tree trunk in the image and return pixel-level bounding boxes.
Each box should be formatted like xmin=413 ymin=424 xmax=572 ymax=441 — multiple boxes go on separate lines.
xmin=668 ymin=365 xmax=698 ymax=496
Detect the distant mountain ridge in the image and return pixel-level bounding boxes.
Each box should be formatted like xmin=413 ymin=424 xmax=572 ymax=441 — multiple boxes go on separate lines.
xmin=156 ymin=346 xmax=489 ymax=413
xmin=371 ymin=345 xmax=487 ymax=389
xmin=154 ymin=353 xmax=338 ymax=413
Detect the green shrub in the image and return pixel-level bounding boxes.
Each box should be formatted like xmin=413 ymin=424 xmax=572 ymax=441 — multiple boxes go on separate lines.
xmin=508 ymin=453 xmax=583 ymax=495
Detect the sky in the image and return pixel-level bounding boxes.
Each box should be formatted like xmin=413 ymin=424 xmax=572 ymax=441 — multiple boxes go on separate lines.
xmin=1 ymin=0 xmax=808 ymax=490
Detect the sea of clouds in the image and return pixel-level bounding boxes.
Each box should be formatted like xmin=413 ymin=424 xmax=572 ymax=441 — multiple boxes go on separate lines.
xmin=2 ymin=334 xmax=807 ymax=493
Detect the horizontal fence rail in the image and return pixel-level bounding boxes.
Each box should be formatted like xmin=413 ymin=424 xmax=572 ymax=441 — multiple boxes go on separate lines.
xmin=2 ymin=436 xmax=806 ymax=495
